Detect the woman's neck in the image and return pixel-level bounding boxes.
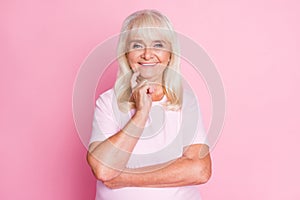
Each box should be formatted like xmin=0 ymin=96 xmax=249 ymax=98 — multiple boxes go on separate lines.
xmin=151 ymin=84 xmax=165 ymax=101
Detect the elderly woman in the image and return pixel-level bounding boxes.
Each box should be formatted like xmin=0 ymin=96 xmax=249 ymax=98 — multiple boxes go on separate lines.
xmin=87 ymin=9 xmax=211 ymax=200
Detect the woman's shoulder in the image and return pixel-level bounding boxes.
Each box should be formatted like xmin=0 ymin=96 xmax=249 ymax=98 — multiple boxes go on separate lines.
xmin=95 ymin=88 xmax=117 ymax=105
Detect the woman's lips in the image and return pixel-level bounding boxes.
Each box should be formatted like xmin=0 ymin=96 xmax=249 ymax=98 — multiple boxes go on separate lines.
xmin=138 ymin=62 xmax=158 ymax=66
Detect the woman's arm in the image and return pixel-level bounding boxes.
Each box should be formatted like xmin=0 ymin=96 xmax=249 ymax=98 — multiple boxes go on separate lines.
xmin=87 ymin=110 xmax=148 ymax=181
xmin=102 ymin=144 xmax=212 ymax=189
xmin=87 ymin=79 xmax=154 ymax=182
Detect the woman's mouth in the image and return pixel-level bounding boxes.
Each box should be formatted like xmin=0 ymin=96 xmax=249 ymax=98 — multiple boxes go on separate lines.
xmin=138 ymin=62 xmax=158 ymax=67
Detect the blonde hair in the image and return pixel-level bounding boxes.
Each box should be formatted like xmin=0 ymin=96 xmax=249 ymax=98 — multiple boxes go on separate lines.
xmin=114 ymin=9 xmax=183 ymax=112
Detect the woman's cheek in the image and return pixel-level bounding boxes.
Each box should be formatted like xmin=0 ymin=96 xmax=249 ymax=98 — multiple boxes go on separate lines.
xmin=129 ymin=62 xmax=138 ymax=71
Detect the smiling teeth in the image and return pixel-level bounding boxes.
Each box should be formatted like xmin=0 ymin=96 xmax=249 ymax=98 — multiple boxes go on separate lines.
xmin=141 ymin=63 xmax=156 ymax=66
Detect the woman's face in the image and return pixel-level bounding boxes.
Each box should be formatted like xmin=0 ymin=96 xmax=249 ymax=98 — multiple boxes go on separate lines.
xmin=126 ymin=37 xmax=171 ymax=82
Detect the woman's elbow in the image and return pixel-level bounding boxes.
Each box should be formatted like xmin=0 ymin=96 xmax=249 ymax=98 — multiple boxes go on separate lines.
xmin=198 ymin=165 xmax=212 ymax=184
xmin=86 ymin=152 xmax=119 ymax=182
xmin=194 ymin=160 xmax=212 ymax=184
xmin=94 ymin=167 xmax=119 ymax=182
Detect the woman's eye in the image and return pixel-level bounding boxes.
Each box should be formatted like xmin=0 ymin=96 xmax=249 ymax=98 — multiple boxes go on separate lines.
xmin=132 ymin=44 xmax=143 ymax=49
xmin=153 ymin=43 xmax=163 ymax=48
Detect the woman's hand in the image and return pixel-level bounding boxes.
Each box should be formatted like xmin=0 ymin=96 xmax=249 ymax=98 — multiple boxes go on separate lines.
xmin=131 ymin=72 xmax=155 ymax=116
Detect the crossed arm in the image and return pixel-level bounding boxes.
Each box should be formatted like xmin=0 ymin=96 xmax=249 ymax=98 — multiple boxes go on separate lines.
xmin=100 ymin=144 xmax=211 ymax=189
xmin=87 ymin=111 xmax=211 ymax=189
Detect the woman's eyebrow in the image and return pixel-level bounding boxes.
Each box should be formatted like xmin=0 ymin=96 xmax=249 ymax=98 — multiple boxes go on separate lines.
xmin=128 ymin=40 xmax=166 ymax=44
xmin=152 ymin=40 xmax=166 ymax=43
xmin=128 ymin=40 xmax=144 ymax=44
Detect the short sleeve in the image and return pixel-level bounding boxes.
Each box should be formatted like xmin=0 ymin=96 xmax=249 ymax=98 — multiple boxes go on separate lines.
xmin=89 ymin=90 xmax=120 ymax=146
xmin=181 ymin=90 xmax=209 ymax=147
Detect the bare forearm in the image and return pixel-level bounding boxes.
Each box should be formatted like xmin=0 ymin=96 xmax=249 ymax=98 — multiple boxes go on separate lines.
xmin=87 ymin=111 xmax=148 ymax=181
xmin=104 ymin=153 xmax=211 ymax=188
xmin=125 ymin=157 xmax=203 ymax=187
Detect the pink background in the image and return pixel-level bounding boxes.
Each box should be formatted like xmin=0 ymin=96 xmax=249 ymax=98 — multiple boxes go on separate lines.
xmin=1 ymin=0 xmax=300 ymax=199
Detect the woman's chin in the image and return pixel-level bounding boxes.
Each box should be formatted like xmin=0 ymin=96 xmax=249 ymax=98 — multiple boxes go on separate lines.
xmin=137 ymin=69 xmax=165 ymax=81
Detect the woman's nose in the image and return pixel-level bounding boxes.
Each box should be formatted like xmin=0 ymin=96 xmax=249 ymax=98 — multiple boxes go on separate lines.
xmin=141 ymin=47 xmax=154 ymax=60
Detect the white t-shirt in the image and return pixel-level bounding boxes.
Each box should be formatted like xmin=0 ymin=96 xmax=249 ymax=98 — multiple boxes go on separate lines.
xmin=89 ymin=88 xmax=208 ymax=200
